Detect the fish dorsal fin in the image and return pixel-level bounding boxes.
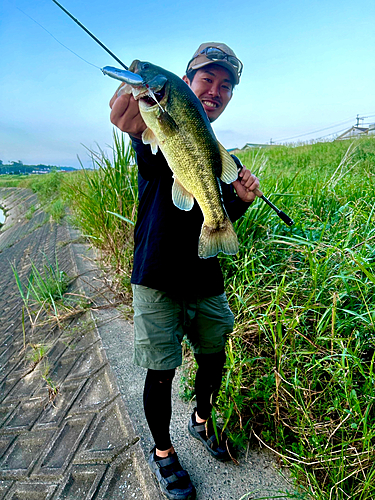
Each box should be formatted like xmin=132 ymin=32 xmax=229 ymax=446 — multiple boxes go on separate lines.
xmin=218 ymin=142 xmax=239 ymax=184
xmin=172 ymin=177 xmax=194 ymax=211
xmin=142 ymin=128 xmax=159 ymax=155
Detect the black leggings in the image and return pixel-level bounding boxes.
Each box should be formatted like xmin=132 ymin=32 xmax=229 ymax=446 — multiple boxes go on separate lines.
xmin=143 ymin=350 xmax=226 ymax=451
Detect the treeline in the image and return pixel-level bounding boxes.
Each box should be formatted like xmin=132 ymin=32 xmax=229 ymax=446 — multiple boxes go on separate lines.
xmin=0 ymin=161 xmax=75 ymax=175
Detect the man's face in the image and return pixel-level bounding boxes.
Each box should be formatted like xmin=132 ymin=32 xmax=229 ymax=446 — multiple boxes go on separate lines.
xmin=183 ymin=64 xmax=234 ymax=122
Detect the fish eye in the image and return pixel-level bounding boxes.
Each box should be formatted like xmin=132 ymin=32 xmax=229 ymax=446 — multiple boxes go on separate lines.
xmin=142 ymin=63 xmax=150 ymax=70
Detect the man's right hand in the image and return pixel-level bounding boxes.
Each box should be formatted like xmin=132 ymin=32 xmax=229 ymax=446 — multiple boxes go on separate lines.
xmin=109 ymin=88 xmax=147 ymax=139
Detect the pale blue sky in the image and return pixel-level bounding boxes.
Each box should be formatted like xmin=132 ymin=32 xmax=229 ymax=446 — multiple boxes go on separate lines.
xmin=1 ymin=0 xmax=375 ymax=168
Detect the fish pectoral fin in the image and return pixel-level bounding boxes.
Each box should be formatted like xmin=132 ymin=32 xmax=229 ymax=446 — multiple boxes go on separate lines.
xmin=158 ymin=110 xmax=179 ymax=137
xmin=218 ymin=142 xmax=239 ymax=184
xmin=172 ymin=177 xmax=194 ymax=211
xmin=142 ymin=128 xmax=159 ymax=155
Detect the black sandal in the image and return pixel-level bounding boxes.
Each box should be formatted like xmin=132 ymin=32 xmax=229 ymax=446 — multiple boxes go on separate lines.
xmin=188 ymin=408 xmax=232 ymax=461
xmin=148 ymin=447 xmax=196 ymax=500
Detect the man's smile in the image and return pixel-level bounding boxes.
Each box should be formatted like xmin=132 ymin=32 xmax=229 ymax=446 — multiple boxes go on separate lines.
xmin=202 ymin=99 xmax=220 ymax=109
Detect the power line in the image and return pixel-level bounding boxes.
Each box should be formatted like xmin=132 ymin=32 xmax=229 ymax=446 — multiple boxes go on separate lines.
xmin=274 ymin=117 xmax=355 ymax=143
xmin=315 ymin=127 xmax=352 ymax=141
xmin=274 ymin=113 xmax=375 ymax=143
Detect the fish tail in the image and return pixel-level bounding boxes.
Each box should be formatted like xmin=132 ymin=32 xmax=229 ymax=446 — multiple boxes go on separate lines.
xmin=198 ymin=217 xmax=239 ymax=259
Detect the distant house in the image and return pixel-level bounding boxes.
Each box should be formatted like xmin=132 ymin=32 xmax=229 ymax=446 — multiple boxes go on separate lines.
xmin=242 ymin=142 xmax=273 ymax=150
xmin=336 ymin=123 xmax=375 ymax=141
xmin=227 ymin=142 xmax=272 ymax=155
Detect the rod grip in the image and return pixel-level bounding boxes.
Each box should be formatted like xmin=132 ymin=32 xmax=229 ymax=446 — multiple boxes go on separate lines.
xmin=277 ymin=211 xmax=294 ymax=226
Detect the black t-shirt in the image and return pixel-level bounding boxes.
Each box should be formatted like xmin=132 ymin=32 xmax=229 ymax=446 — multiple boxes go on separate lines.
xmin=130 ymin=137 xmax=251 ymax=298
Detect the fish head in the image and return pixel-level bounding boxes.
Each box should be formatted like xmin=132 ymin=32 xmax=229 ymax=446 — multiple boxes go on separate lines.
xmin=129 ymin=60 xmax=170 ymax=111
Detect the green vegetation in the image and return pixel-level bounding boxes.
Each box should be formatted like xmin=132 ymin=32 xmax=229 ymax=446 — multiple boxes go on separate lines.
xmin=25 ymin=204 xmax=36 ymax=220
xmin=21 ymin=168 xmax=64 ymax=203
xmin=0 ymin=160 xmax=75 ymax=175
xmin=17 ymin=168 xmax=68 ymax=222
xmin=217 ymin=137 xmax=375 ymax=498
xmin=12 ymin=132 xmax=374 ymax=498
xmin=11 ymin=253 xmax=89 ymax=331
xmin=62 ymin=131 xmax=138 ymax=285
xmin=0 ymin=174 xmax=26 ymax=188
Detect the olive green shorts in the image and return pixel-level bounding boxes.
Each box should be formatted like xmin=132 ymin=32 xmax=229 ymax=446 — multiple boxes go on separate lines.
xmin=132 ymin=284 xmax=234 ymax=370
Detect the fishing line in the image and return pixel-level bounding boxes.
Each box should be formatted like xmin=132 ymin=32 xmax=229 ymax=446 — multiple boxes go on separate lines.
xmin=51 ymin=0 xmax=129 ymax=70
xmin=14 ymin=5 xmax=101 ymax=70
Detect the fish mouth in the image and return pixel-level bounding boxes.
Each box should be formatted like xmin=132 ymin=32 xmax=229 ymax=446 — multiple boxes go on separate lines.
xmin=140 ymin=85 xmax=166 ymax=106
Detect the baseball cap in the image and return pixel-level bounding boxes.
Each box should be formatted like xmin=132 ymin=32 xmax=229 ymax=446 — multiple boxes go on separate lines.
xmin=186 ymin=42 xmax=243 ymax=85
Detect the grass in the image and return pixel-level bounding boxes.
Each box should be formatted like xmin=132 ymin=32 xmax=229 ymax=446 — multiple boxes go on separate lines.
xmin=215 ymin=137 xmax=375 ymax=499
xmin=0 ymin=174 xmax=26 ymax=188
xmin=62 ymin=130 xmax=138 ymax=287
xmin=18 ymin=131 xmax=375 ymax=498
xmin=12 ymin=252 xmax=91 ymax=402
xmin=11 ymin=252 xmax=89 ymax=331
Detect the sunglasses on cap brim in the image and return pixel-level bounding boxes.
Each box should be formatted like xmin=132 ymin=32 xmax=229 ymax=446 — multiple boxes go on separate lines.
xmin=187 ymin=47 xmax=243 ymax=78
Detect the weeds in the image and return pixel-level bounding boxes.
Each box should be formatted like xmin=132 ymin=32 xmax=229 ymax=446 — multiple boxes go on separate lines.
xmin=216 ymin=138 xmax=375 ymax=499
xmin=40 ymin=359 xmax=60 ymax=406
xmin=56 ymin=131 xmax=375 ymax=498
xmin=21 ymin=342 xmax=50 ymax=378
xmin=62 ymin=130 xmax=137 ymax=283
xmin=21 ymin=168 xmax=63 ymax=204
xmin=11 ymin=252 xmax=89 ymax=329
xmin=12 ymin=253 xmax=90 ymax=404
xmin=46 ymin=198 xmax=66 ymax=222
xmin=18 ymin=168 xmax=68 ymax=220
xmin=25 ymin=204 xmax=36 ymax=220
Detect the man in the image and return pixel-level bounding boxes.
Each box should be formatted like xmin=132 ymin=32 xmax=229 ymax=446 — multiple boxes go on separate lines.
xmin=110 ymin=43 xmax=259 ymax=500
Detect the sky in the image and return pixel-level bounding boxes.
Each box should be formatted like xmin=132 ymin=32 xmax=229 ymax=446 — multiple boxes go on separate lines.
xmin=1 ymin=0 xmax=375 ymax=169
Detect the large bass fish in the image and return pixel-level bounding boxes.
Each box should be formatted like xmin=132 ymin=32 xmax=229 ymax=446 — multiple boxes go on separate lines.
xmin=106 ymin=60 xmax=240 ymax=259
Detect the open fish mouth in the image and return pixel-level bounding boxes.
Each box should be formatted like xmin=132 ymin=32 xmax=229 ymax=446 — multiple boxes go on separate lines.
xmin=133 ymin=73 xmax=169 ymax=107
xmin=140 ymin=85 xmax=166 ymax=106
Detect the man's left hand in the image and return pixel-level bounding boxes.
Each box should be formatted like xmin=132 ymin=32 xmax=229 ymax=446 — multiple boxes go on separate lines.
xmin=232 ymin=166 xmax=260 ymax=203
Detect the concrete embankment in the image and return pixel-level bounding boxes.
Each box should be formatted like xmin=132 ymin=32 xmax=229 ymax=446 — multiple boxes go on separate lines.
xmin=0 ymin=187 xmax=297 ymax=500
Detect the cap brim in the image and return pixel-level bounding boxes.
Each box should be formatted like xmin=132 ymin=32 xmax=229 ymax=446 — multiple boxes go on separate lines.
xmin=189 ymin=58 xmax=240 ymax=85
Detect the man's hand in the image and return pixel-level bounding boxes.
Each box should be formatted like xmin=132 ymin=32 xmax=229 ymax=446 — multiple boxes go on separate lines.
xmin=109 ymin=87 xmax=147 ymax=139
xmin=232 ymin=166 xmax=260 ymax=203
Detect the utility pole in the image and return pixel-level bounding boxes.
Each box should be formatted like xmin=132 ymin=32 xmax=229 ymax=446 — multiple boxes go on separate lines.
xmin=356 ymin=114 xmax=365 ymax=127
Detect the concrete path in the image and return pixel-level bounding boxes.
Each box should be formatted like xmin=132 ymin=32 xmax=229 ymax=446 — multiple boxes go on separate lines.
xmin=0 ymin=188 xmax=298 ymax=500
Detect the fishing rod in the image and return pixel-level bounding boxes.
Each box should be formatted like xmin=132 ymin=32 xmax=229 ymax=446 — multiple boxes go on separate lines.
xmin=51 ymin=1 xmax=294 ymax=228
xmin=51 ymin=0 xmax=129 ymax=70
xmin=231 ymin=155 xmax=294 ymax=226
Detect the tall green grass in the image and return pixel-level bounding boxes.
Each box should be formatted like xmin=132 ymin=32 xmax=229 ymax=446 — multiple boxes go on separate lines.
xmin=62 ymin=131 xmax=138 ymax=283
xmin=63 ymin=133 xmax=375 ymax=498
xmin=217 ymin=137 xmax=375 ymax=499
